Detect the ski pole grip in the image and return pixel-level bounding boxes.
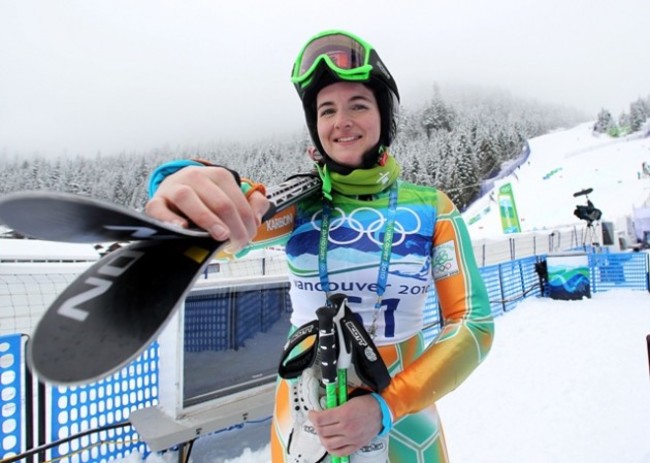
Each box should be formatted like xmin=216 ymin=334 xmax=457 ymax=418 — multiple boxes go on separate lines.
xmin=316 ymin=306 xmax=338 ymax=385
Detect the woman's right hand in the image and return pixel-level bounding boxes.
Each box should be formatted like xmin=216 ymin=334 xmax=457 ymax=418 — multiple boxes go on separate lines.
xmin=144 ymin=166 xmax=270 ymax=252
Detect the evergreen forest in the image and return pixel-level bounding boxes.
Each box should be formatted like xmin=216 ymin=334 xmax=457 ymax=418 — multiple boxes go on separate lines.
xmin=4 ymin=85 xmax=644 ymax=213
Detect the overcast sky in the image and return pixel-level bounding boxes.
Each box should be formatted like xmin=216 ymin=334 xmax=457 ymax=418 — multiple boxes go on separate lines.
xmin=1 ymin=0 xmax=648 ymax=158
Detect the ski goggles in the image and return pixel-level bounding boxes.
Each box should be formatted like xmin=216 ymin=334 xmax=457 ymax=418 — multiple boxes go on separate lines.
xmin=291 ymin=30 xmax=385 ymax=90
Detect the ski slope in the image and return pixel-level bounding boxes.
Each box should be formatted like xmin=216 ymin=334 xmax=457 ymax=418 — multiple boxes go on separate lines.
xmin=464 ymin=122 xmax=650 ymax=240
xmin=112 ymin=123 xmax=650 ymax=463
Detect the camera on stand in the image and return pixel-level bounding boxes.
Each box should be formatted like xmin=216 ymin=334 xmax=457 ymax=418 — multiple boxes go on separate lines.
xmin=573 ymin=188 xmax=604 ymax=249
xmin=573 ymin=188 xmax=602 ymax=225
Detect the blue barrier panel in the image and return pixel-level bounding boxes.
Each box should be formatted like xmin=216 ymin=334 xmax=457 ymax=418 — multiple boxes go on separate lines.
xmin=0 ymin=333 xmax=22 ymax=460
xmin=185 ymin=291 xmax=231 ymax=352
xmin=423 ymin=256 xmax=545 ymax=345
xmin=519 ymin=256 xmax=543 ymax=299
xmin=261 ymin=286 xmax=288 ymax=332
xmin=235 ymin=290 xmax=263 ymax=349
xmin=589 ymin=252 xmax=649 ymax=292
xmin=479 ymin=265 xmax=506 ymax=316
xmin=477 ymin=257 xmax=543 ymax=316
xmin=499 ymin=260 xmax=527 ymax=311
xmin=49 ymin=344 xmax=159 ymax=463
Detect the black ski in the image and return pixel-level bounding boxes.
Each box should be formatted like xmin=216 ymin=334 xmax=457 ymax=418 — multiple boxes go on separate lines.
xmin=28 ymin=237 xmax=219 ymax=384
xmin=0 ymin=190 xmax=210 ymax=242
xmin=0 ymin=174 xmax=321 ymax=385
xmin=0 ymin=174 xmax=321 ymax=243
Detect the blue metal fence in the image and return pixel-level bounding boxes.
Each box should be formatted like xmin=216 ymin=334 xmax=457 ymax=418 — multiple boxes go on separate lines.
xmin=48 ymin=345 xmax=158 ymax=463
xmin=484 ymin=255 xmax=544 ymax=314
xmin=0 ymin=334 xmax=22 ymax=459
xmin=184 ymin=283 xmax=291 ymax=353
xmin=0 ymin=340 xmax=158 ymax=463
xmin=589 ymin=252 xmax=650 ymax=292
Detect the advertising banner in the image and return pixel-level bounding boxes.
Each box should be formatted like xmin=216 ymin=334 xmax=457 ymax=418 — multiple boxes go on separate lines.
xmin=546 ymin=253 xmax=591 ymax=300
xmin=498 ymin=182 xmax=521 ymax=234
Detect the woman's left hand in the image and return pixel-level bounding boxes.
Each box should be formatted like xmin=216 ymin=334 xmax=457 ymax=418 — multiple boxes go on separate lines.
xmin=308 ymin=394 xmax=383 ymax=456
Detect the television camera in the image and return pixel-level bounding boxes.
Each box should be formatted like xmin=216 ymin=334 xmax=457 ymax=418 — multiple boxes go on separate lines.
xmin=573 ymin=188 xmax=602 ymax=225
xmin=573 ymin=188 xmax=603 ymax=249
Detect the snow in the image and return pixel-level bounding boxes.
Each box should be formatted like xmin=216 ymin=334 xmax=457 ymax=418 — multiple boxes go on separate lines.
xmin=7 ymin=122 xmax=650 ymax=462
xmin=0 ymin=238 xmax=100 ymax=261
xmin=125 ymin=290 xmax=650 ymax=463
xmin=174 ymin=122 xmax=648 ymax=463
xmin=438 ymin=290 xmax=650 ymax=463
xmin=464 ymin=121 xmax=650 ymax=239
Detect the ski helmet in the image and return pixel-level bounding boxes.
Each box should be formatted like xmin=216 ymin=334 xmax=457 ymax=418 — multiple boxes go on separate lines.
xmin=291 ymin=30 xmax=400 ymax=173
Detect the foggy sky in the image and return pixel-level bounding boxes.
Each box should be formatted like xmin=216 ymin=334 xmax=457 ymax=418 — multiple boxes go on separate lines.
xmin=1 ymin=0 xmax=648 ymax=158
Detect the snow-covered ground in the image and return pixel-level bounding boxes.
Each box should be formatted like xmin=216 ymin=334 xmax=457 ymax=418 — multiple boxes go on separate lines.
xmin=110 ymin=124 xmax=650 ymax=463
xmin=122 ymin=289 xmax=650 ymax=463
xmin=464 ymin=121 xmax=650 ymax=240
xmin=438 ymin=289 xmax=650 ymax=463
xmin=5 ymin=122 xmax=650 ymax=462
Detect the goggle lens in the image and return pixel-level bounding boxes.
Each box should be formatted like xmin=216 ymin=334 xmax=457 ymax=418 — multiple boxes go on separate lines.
xmin=294 ymin=33 xmax=372 ymax=83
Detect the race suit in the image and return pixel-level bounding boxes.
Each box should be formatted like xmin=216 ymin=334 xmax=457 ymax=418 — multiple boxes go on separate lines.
xmin=248 ymin=178 xmax=494 ymax=462
xmin=148 ymin=159 xmax=494 ymax=462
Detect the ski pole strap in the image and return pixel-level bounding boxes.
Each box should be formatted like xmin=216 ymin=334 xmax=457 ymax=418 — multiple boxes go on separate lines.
xmin=277 ymin=308 xmax=391 ymax=393
xmin=339 ymin=311 xmax=391 ymax=393
xmin=371 ymin=393 xmax=393 ymax=437
xmin=278 ymin=320 xmax=320 ymax=379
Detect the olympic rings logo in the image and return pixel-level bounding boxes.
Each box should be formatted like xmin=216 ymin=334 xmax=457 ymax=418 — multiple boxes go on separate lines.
xmin=312 ymin=206 xmax=422 ymax=246
xmin=432 ymin=248 xmax=454 ymax=273
xmin=434 ymin=261 xmax=454 ymax=273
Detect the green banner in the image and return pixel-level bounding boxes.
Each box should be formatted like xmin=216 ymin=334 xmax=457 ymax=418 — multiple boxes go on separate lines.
xmin=498 ymin=182 xmax=521 ymax=234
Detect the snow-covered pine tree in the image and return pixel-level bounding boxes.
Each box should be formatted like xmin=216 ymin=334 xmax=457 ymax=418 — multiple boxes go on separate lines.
xmin=593 ymin=109 xmax=615 ymax=134
xmin=421 ymin=85 xmax=455 ymax=139
xmin=630 ymin=98 xmax=648 ymax=132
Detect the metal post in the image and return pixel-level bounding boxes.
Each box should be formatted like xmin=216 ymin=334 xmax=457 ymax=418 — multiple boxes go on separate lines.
xmin=498 ymin=264 xmax=506 ymax=313
xmin=646 ymin=253 xmax=650 ymax=293
xmin=37 ymin=380 xmax=46 ymax=463
xmin=647 ymin=335 xmax=650 ymax=384
xmin=22 ymin=336 xmax=35 ymax=463
xmin=519 ymin=260 xmax=525 ymax=297
xmin=589 ymin=253 xmax=597 ymax=294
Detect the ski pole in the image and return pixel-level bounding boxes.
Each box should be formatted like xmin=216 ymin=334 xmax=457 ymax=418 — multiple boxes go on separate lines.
xmin=331 ymin=295 xmax=352 ymax=463
xmin=316 ymin=304 xmax=344 ymax=463
xmin=336 ymin=369 xmax=350 ymax=463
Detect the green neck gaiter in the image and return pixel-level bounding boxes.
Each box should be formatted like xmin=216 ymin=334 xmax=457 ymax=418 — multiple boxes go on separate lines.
xmin=317 ymin=154 xmax=401 ymax=200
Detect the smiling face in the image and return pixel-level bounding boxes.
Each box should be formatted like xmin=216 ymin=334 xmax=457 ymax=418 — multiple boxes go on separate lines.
xmin=315 ymin=82 xmax=381 ymax=169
